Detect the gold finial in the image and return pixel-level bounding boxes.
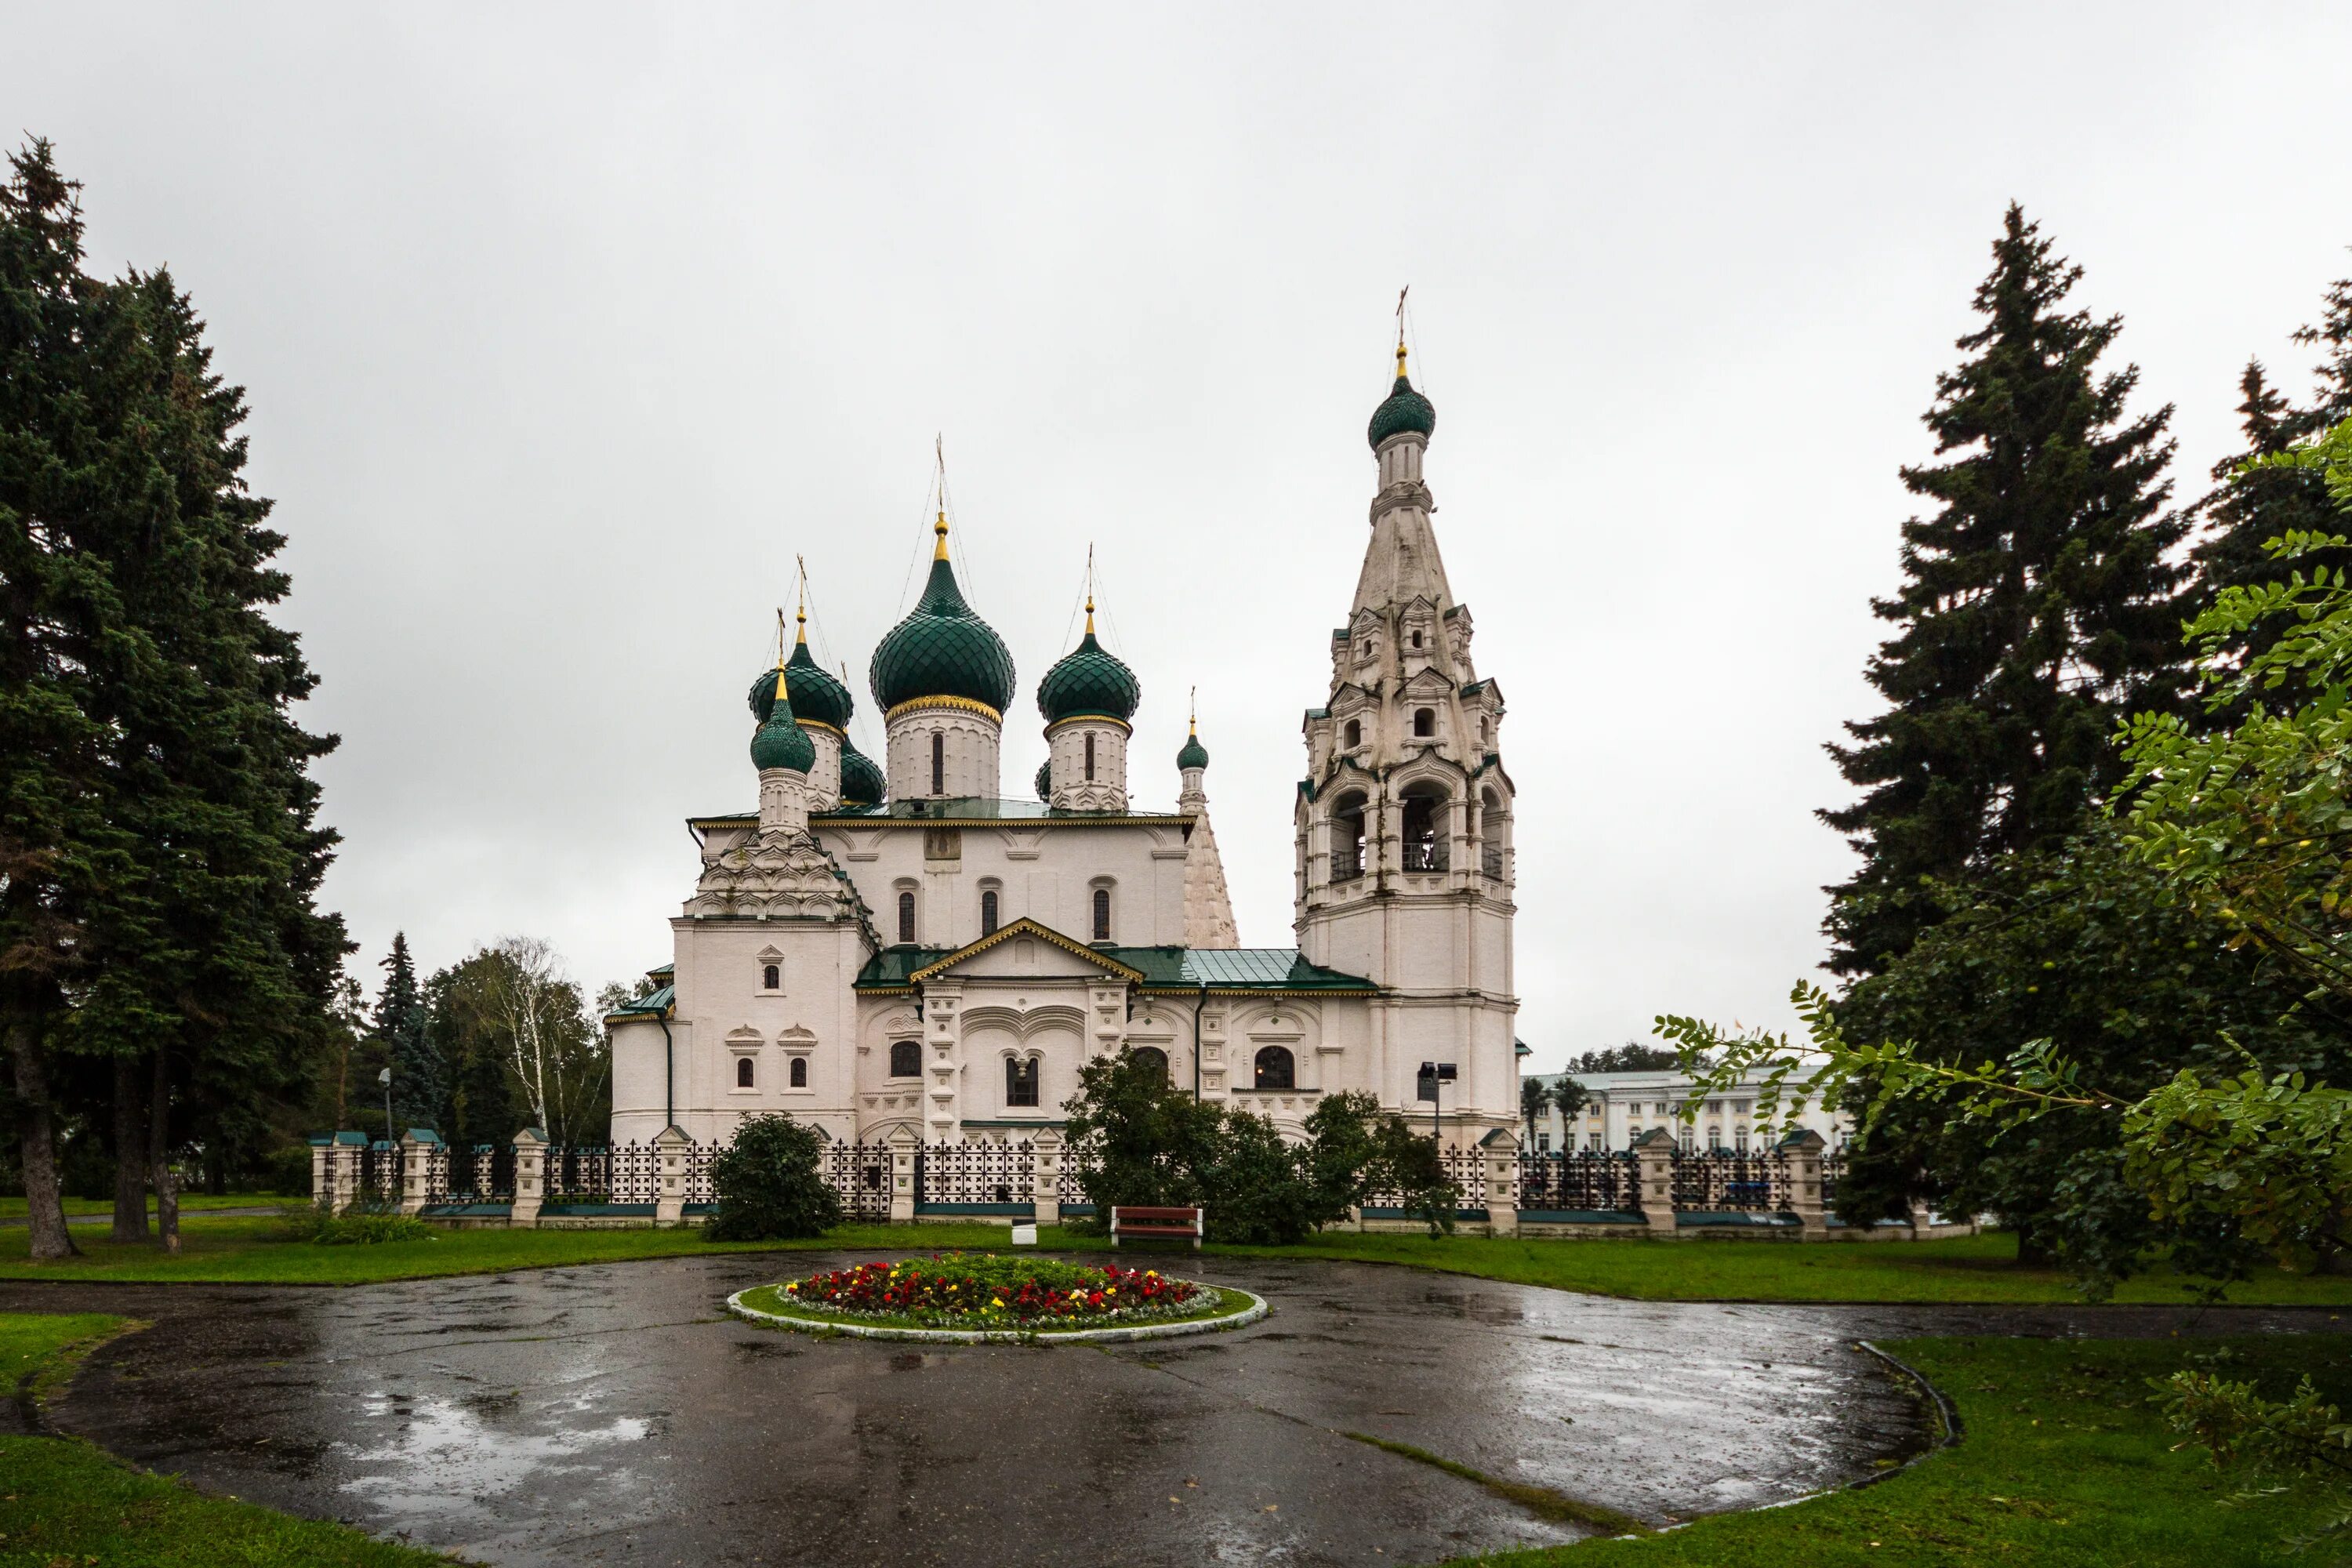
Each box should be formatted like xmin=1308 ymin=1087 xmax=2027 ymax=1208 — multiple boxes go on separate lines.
xmin=1083 ymin=593 xmax=1096 ymax=637
xmin=933 ymin=508 xmax=950 ymax=563
xmin=1395 ymin=284 xmax=1410 ymax=379
xmin=1396 ymin=339 xmax=1409 ymax=380
xmin=1189 ymin=684 xmax=1198 ymax=737
xmin=794 ymin=557 xmax=809 ymax=644
xmin=771 ymin=612 xmax=790 ymax=705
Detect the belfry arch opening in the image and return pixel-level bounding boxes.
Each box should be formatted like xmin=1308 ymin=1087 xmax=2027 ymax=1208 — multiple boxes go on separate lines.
xmin=1399 ymin=781 xmax=1447 ymax=873
xmin=1330 ymin=790 xmax=1367 ymax=881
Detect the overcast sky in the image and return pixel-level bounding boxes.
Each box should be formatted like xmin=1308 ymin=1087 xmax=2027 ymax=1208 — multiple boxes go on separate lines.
xmin=11 ymin=5 xmax=2350 ymax=1069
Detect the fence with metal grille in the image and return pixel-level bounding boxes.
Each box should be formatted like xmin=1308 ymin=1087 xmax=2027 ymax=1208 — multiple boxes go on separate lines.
xmin=821 ymin=1140 xmax=892 ymax=1218
xmin=1672 ymin=1152 xmax=1784 ymax=1212
xmin=1518 ymin=1152 xmax=1635 ymax=1212
xmin=441 ymin=1144 xmax=515 ymax=1203
xmin=360 ymin=1143 xmax=400 ymax=1204
xmin=1820 ymin=1154 xmax=1845 ymax=1211
xmin=917 ymin=1140 xmax=1035 ymax=1206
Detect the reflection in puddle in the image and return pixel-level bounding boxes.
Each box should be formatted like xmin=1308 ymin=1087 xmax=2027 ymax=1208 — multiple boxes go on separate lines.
xmin=341 ymin=1388 xmax=653 ymax=1519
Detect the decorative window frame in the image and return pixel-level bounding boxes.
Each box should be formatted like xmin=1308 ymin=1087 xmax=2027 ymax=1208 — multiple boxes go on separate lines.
xmin=725 ymin=1028 xmax=764 ymax=1095
xmin=779 ymin=1026 xmax=816 ymax=1097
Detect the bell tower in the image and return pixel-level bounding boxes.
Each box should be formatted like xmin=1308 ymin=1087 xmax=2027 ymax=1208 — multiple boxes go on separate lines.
xmin=1293 ymin=336 xmax=1517 ymax=1142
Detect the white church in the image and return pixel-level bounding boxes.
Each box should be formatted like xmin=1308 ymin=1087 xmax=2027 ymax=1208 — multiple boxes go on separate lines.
xmin=606 ymin=343 xmax=1520 ymax=1150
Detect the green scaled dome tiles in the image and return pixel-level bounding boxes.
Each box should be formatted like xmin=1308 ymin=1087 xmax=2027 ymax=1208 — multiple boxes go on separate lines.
xmin=839 ymin=739 xmax=886 ymax=807
xmin=749 ymin=675 xmax=817 ymax=774
xmin=750 ymin=646 xmax=854 ymax=732
xmin=869 ymin=553 xmax=1017 ymax=714
xmin=1367 ymin=372 xmax=1436 ymax=449
xmin=1177 ymin=729 xmax=1210 ymax=770
xmin=1037 ymin=630 xmax=1141 ymax=725
xmin=1035 ymin=759 xmax=1053 ymax=801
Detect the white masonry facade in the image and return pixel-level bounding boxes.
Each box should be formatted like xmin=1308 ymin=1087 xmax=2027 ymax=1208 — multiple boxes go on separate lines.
xmin=606 ymin=344 xmax=1521 ymax=1149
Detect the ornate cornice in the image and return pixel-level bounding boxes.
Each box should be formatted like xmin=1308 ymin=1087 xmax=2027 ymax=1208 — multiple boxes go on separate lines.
xmin=1043 ymin=714 xmax=1134 ymax=738
xmin=1369 ymin=480 xmax=1433 ymax=525
xmin=886 ymin=694 xmax=1004 ymax=724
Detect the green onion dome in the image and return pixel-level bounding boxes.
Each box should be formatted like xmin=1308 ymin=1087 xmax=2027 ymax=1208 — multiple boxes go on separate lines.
xmin=749 ymin=667 xmax=817 ymax=774
xmin=749 ymin=620 xmax=855 ymax=734
xmin=1367 ymin=344 xmax=1436 ymax=449
xmin=1035 ymin=759 xmax=1053 ymax=801
xmin=869 ymin=515 xmax=1016 ymax=717
xmin=1037 ymin=604 xmax=1140 ymax=727
xmin=838 ymin=736 xmax=886 ymax=808
xmin=1177 ymin=724 xmax=1210 ymax=771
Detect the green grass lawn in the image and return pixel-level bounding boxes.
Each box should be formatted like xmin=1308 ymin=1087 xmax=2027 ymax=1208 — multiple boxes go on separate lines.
xmin=1451 ymin=1333 xmax=2352 ymax=1567
xmin=5 ymin=1213 xmax=2350 ymax=1303
xmin=0 ymin=1312 xmax=446 ymax=1566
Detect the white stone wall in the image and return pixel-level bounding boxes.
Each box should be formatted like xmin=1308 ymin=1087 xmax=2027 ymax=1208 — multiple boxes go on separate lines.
xmin=812 ymin=817 xmax=1192 ymax=950
xmin=884 ymin=704 xmax=1002 ymax=800
xmin=1046 ymin=719 xmax=1129 ymax=811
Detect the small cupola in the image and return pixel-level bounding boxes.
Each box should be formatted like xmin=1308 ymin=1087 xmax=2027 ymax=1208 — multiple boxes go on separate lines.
xmin=1039 ymin=582 xmax=1137 ymax=812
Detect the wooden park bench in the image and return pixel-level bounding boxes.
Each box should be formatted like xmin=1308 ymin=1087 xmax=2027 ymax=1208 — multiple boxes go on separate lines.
xmin=1109 ymin=1205 xmax=1203 ymax=1250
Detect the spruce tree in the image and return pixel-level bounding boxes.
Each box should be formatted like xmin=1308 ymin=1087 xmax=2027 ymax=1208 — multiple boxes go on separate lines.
xmin=2191 ymin=263 xmax=2352 ymax=688
xmin=376 ymin=933 xmax=443 ymax=1131
xmin=1823 ymin=205 xmax=2193 ymax=976
xmin=2 ymin=140 xmax=344 ymax=1253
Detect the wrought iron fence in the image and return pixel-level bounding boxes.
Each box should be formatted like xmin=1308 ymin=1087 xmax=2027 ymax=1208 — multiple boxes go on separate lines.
xmin=822 ymin=1140 xmax=891 ymax=1219
xmin=916 ymin=1139 xmax=1035 ymax=1207
xmin=1516 ymin=1152 xmax=1635 ymax=1213
xmin=1672 ymin=1152 xmax=1784 ymax=1212
xmin=1820 ymin=1153 xmax=1845 ymax=1212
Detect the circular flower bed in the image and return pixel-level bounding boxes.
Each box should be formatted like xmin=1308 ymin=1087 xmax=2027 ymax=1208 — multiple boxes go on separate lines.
xmin=728 ymin=1253 xmax=1266 ymax=1342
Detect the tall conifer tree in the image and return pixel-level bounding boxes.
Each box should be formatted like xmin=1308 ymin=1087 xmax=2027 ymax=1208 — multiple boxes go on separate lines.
xmin=2191 ymin=263 xmax=2352 ymax=689
xmin=1822 ymin=205 xmax=2193 ymax=976
xmin=376 ymin=932 xmax=442 ymax=1130
xmin=1 ymin=141 xmax=344 ymax=1252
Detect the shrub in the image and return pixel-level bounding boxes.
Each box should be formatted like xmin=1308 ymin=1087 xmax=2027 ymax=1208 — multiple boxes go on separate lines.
xmin=277 ymin=1202 xmax=434 ymax=1245
xmin=706 ymin=1113 xmax=843 ymax=1241
xmin=1062 ymin=1061 xmax=1458 ymax=1243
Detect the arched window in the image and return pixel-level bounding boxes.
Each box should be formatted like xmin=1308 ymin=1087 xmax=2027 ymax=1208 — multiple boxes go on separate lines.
xmin=980 ymin=889 xmax=999 ymax=936
xmin=735 ymin=1057 xmax=755 ymax=1089
xmin=1083 ymin=732 xmax=1096 ymax=782
xmin=1413 ymin=707 xmax=1436 ymax=738
xmin=1253 ymin=1045 xmax=1295 ymax=1091
xmin=1092 ymin=887 xmax=1112 ymax=941
xmin=1400 ymin=784 xmax=1447 ymax=871
xmin=1005 ymin=1056 xmax=1040 ymax=1108
xmin=931 ymin=732 xmax=945 ymax=795
xmin=762 ymin=964 xmax=780 ymax=991
xmin=789 ymin=1057 xmax=808 ymax=1088
xmin=896 ymin=891 xmax=916 ymax=944
xmin=1343 ymin=718 xmax=1361 ymax=750
xmin=1330 ymin=791 xmax=1367 ymax=881
xmin=1131 ymin=1045 xmax=1168 ymax=1082
xmin=889 ymin=1040 xmax=921 ymax=1078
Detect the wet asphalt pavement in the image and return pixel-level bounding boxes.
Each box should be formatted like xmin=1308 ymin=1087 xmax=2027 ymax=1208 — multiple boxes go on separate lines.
xmin=5 ymin=1254 xmax=2342 ymax=1567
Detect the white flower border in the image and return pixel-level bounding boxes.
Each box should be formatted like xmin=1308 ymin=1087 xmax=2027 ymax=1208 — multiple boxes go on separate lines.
xmin=724 ymin=1281 xmax=1269 ymax=1344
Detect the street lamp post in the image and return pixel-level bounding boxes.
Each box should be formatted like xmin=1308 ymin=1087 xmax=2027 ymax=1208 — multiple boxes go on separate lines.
xmin=1416 ymin=1061 xmax=1457 ymax=1146
xmin=379 ymin=1065 xmax=394 ymax=1143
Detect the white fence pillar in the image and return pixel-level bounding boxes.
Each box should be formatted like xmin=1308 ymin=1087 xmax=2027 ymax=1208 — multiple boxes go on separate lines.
xmin=1635 ymin=1128 xmax=1678 ymax=1236
xmin=654 ymin=1125 xmax=690 ymax=1226
xmin=887 ymin=1123 xmax=918 ymax=1223
xmin=511 ymin=1127 xmax=547 ymax=1229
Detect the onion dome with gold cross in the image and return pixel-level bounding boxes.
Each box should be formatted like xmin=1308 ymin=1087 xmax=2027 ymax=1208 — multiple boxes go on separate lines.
xmin=748 ymin=656 xmax=816 ymax=774
xmin=869 ymin=510 xmax=1017 ymax=718
xmin=1367 ymin=341 xmax=1436 ymax=448
xmin=838 ymin=735 xmax=887 ymax=808
xmin=1036 ymin=594 xmax=1140 ymax=728
xmin=748 ymin=604 xmax=855 ymax=737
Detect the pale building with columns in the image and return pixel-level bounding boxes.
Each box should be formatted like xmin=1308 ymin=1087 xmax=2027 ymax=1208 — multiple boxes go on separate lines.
xmin=606 ymin=343 xmax=1521 ymax=1149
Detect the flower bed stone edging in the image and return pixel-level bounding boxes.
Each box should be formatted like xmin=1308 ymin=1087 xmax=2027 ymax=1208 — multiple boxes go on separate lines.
xmin=724 ymin=1283 xmax=1269 ymax=1344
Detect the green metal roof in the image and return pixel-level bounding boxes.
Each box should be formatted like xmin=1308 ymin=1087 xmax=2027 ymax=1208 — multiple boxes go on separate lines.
xmin=1367 ymin=372 xmax=1436 ymax=448
xmin=869 ymin=554 xmax=1016 ymax=713
xmin=607 ymin=982 xmax=675 ymax=1018
xmin=854 ymin=944 xmax=1376 ymax=993
xmin=1037 ymin=630 xmax=1141 ymax=725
